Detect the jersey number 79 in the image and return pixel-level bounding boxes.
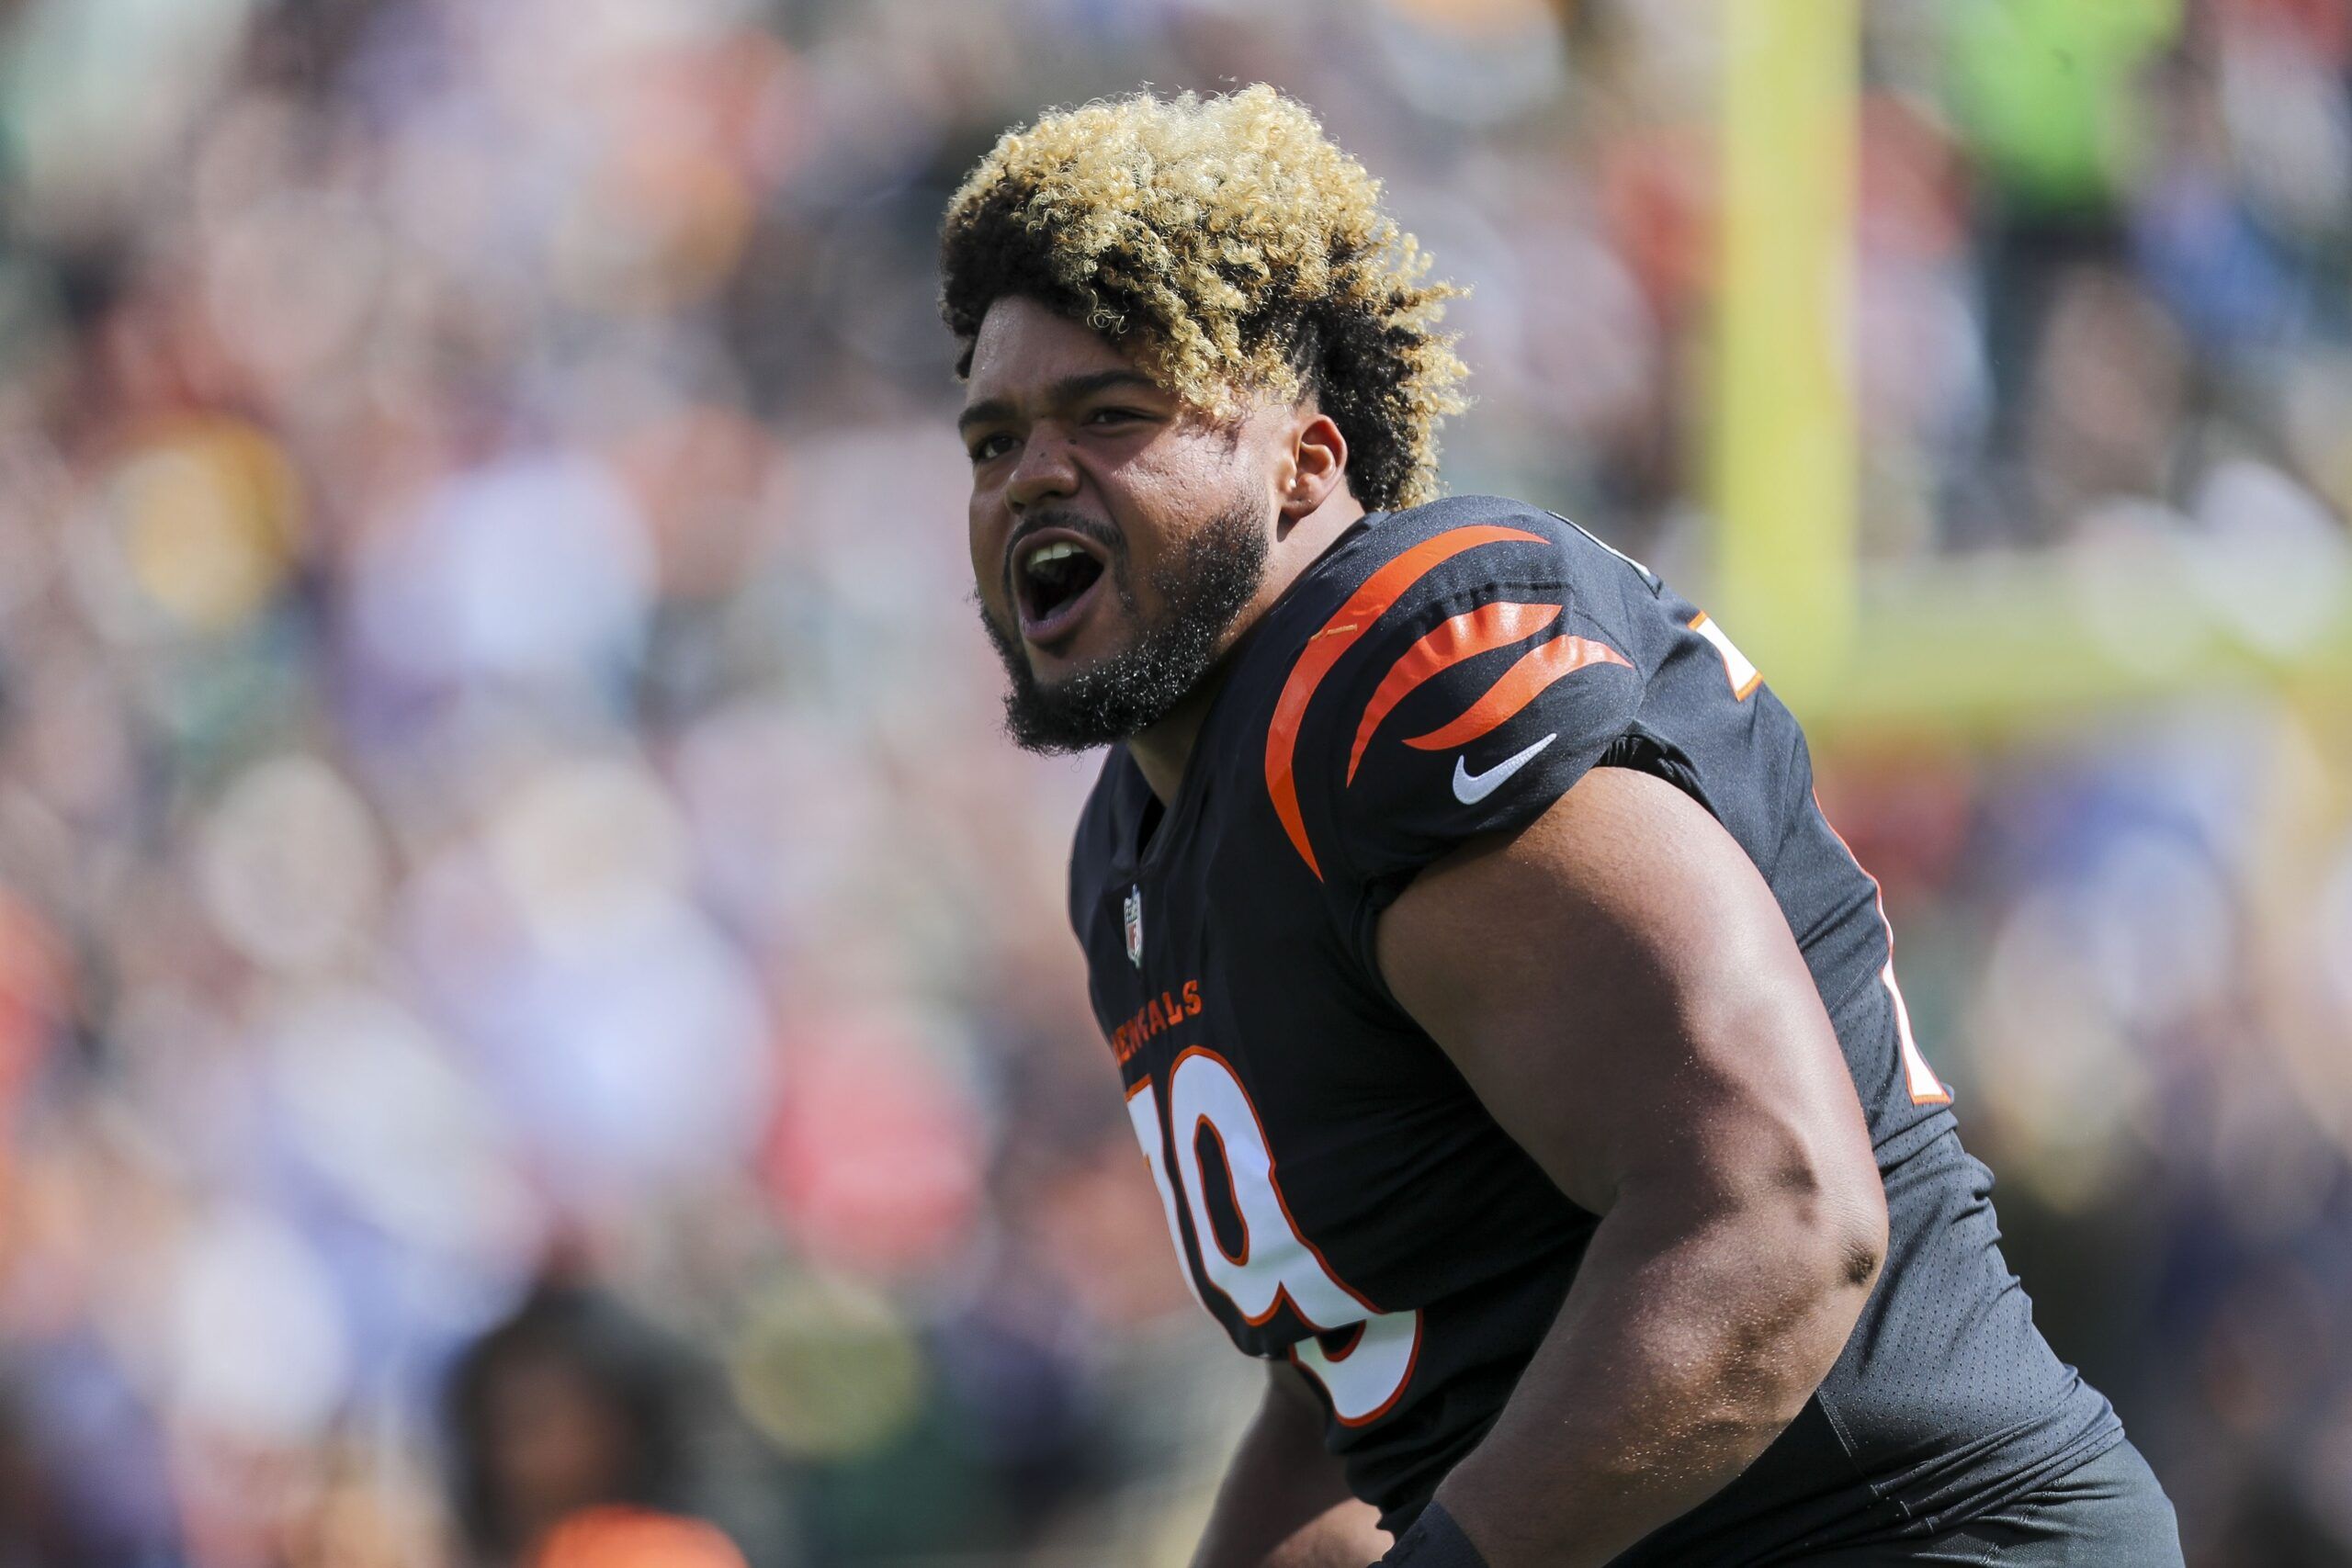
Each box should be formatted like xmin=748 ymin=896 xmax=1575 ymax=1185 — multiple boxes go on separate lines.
xmin=1125 ymin=1046 xmax=1421 ymax=1425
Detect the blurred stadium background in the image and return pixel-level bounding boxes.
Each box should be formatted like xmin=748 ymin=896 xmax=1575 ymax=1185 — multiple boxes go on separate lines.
xmin=0 ymin=0 xmax=2347 ymax=1562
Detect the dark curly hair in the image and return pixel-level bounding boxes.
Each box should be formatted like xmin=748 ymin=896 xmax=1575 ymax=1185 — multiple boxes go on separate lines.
xmin=938 ymin=85 xmax=1470 ymax=511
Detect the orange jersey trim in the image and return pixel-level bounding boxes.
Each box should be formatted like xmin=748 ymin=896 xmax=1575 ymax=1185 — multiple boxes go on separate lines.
xmin=1346 ymin=601 xmax=1560 ymax=785
xmin=1812 ymin=789 xmax=1952 ymax=1107
xmin=1689 ymin=611 xmax=1764 ymax=701
xmin=1265 ymin=525 xmax=1547 ymax=877
xmin=1404 ymin=634 xmax=1632 ymax=751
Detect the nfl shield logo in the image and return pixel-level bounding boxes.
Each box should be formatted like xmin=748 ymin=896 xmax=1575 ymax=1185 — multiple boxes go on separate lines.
xmin=1123 ymin=886 xmax=1144 ymax=967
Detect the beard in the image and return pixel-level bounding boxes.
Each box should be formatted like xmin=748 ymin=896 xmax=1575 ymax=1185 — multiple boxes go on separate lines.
xmin=978 ymin=498 xmax=1271 ymax=755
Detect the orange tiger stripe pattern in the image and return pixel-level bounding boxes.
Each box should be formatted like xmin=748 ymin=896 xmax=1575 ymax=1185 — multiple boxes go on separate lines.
xmin=1346 ymin=601 xmax=1560 ymax=784
xmin=1265 ymin=525 xmax=1547 ymax=878
xmin=1403 ymin=634 xmax=1632 ymax=751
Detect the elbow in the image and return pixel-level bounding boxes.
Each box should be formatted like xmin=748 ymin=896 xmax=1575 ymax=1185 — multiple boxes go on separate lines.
xmin=1818 ymin=1154 xmax=1888 ymax=1300
xmin=1704 ymin=1135 xmax=1886 ymax=1431
xmin=1767 ymin=1083 xmax=1890 ymax=1310
xmin=1755 ymin=1156 xmax=1887 ymax=1416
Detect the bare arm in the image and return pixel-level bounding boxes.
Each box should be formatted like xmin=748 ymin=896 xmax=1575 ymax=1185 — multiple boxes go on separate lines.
xmin=1374 ymin=767 xmax=1888 ymax=1568
xmin=1193 ymin=1361 xmax=1391 ymax=1568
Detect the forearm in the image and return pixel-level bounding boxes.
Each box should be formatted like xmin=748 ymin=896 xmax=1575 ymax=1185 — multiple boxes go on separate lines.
xmin=1194 ymin=1365 xmax=1390 ymax=1568
xmin=1427 ymin=1192 xmax=1879 ymax=1568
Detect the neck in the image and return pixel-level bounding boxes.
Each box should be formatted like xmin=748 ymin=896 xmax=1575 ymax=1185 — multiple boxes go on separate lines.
xmin=1125 ymin=489 xmax=1367 ymax=803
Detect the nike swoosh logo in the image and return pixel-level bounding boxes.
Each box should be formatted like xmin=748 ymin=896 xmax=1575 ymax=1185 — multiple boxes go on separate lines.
xmin=1452 ymin=733 xmax=1557 ymax=805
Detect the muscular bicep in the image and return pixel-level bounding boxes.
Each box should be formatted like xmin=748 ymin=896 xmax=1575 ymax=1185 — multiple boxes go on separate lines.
xmin=1373 ymin=766 xmax=1876 ymax=1225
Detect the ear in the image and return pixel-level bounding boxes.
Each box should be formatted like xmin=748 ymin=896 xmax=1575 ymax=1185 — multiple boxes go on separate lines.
xmin=1278 ymin=410 xmax=1350 ymax=525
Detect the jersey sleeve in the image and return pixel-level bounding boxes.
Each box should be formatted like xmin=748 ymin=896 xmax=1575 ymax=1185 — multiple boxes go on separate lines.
xmin=1274 ymin=554 xmax=1646 ymax=972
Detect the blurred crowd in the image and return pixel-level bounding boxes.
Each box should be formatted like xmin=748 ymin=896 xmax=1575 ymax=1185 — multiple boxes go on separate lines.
xmin=0 ymin=0 xmax=2347 ymax=1563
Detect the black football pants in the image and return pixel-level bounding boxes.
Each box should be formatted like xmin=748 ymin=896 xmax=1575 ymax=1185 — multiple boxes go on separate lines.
xmin=1792 ymin=1442 xmax=2184 ymax=1566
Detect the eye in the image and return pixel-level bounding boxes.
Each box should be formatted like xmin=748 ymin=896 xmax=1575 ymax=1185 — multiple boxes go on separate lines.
xmin=967 ymin=432 xmax=1015 ymax=463
xmin=1085 ymin=406 xmax=1148 ymax=428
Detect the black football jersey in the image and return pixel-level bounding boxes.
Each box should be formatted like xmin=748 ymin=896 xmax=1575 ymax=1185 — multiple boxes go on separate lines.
xmin=1068 ymin=496 xmax=2122 ymax=1562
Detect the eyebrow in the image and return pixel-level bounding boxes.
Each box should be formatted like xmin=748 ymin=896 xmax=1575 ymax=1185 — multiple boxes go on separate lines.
xmin=956 ymin=368 xmax=1164 ymax=434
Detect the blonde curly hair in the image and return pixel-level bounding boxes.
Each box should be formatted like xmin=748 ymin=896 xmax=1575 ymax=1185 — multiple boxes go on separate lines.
xmin=939 ymin=85 xmax=1469 ymax=512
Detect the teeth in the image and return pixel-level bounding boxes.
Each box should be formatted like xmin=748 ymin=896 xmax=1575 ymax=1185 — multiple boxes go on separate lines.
xmin=1023 ymin=540 xmax=1084 ymax=576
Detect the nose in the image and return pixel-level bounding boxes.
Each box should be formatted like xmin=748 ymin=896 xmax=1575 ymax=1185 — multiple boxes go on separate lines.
xmin=1005 ymin=424 xmax=1080 ymax=513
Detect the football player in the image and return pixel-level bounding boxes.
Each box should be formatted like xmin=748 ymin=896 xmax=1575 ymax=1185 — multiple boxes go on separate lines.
xmin=942 ymin=85 xmax=2184 ymax=1567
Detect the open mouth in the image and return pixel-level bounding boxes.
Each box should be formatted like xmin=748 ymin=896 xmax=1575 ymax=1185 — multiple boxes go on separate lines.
xmin=1011 ymin=529 xmax=1111 ymax=647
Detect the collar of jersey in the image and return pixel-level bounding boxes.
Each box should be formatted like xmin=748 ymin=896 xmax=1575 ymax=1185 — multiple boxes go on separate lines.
xmin=1110 ymin=509 xmax=1392 ymax=876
